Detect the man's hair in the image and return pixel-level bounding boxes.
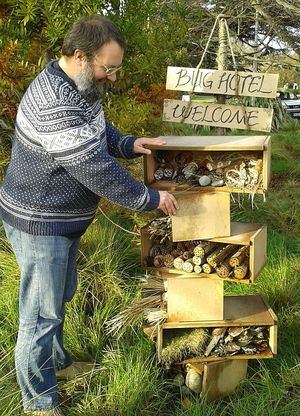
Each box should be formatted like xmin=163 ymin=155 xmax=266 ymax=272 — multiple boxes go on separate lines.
xmin=62 ymin=15 xmax=125 ymax=58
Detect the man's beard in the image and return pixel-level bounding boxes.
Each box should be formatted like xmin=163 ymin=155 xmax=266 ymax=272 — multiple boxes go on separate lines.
xmin=74 ymin=63 xmax=106 ymax=104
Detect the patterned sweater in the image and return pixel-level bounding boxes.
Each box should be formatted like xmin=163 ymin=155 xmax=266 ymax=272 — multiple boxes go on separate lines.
xmin=0 ymin=61 xmax=159 ymax=236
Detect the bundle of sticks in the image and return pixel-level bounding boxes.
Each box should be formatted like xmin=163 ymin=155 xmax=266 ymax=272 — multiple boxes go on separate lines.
xmin=105 ymin=275 xmax=168 ymax=336
xmin=161 ymin=325 xmax=269 ymax=368
xmin=144 ymin=239 xmax=250 ymax=280
xmin=153 ymin=150 xmax=263 ymax=191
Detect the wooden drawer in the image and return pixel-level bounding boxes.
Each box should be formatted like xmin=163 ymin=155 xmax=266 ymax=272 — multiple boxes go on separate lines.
xmin=157 ymin=295 xmax=277 ymax=363
xmin=180 ymin=360 xmax=248 ymax=400
xmin=167 ymin=277 xmax=224 ymax=322
xmin=171 ymin=192 xmax=231 ymax=240
xmin=141 ymin=221 xmax=267 ymax=284
xmin=144 ymin=135 xmax=271 ymax=194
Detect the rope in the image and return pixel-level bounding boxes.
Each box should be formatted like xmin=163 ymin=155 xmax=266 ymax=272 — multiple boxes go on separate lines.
xmin=223 ymin=17 xmax=250 ymax=129
xmin=224 ymin=19 xmax=237 ymax=70
xmin=189 ymin=15 xmax=220 ymax=98
xmin=180 ymin=14 xmax=238 ymax=124
xmin=98 ymin=206 xmax=140 ymax=236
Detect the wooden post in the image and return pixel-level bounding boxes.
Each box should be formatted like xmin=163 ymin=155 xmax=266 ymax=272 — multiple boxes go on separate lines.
xmin=216 ymin=15 xmax=229 ymax=135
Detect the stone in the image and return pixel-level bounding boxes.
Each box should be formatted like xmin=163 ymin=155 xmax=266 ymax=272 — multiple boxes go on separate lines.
xmin=211 ymin=179 xmax=224 ymax=187
xmin=199 ymin=175 xmax=211 ymax=186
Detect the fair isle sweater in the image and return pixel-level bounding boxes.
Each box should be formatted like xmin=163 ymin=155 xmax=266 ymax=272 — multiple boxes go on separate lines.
xmin=0 ymin=60 xmax=159 ymax=236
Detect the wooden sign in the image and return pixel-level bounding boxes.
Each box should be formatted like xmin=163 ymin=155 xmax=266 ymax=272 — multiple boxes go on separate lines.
xmin=163 ymin=99 xmax=273 ymax=132
xmin=166 ymin=67 xmax=279 ymax=98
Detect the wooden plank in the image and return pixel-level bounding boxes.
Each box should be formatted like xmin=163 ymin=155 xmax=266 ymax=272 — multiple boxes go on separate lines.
xmin=263 ymin=136 xmax=271 ymax=189
xmin=208 ymin=222 xmax=262 ymax=245
xmin=167 ymin=278 xmax=224 ymax=322
xmin=269 ymin=323 xmax=278 ymax=354
xmin=143 ymin=154 xmax=154 ymax=186
xmin=179 ymin=348 xmax=273 ymax=364
xmin=162 ymin=295 xmax=275 ymax=328
xmin=145 ymin=267 xmax=251 ymax=285
xmin=171 ymin=192 xmax=231 ymax=241
xmin=163 ymin=99 xmax=273 ymax=132
xmin=148 ymin=181 xmax=266 ymax=195
xmin=262 ymin=296 xmax=278 ymax=323
xmin=202 ymin=360 xmax=248 ymax=400
xmin=250 ymin=225 xmax=267 ymax=282
xmin=140 ymin=227 xmax=153 ymax=267
xmin=146 ymin=135 xmax=269 ymax=150
xmin=223 ymin=295 xmax=274 ymax=324
xmin=166 ymin=66 xmax=279 ymax=98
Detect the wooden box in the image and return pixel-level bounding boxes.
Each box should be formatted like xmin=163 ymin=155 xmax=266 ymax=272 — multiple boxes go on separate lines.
xmin=182 ymin=360 xmax=248 ymax=401
xmin=171 ymin=192 xmax=231 ymax=240
xmin=167 ymin=277 xmax=224 ymax=322
xmin=144 ymin=135 xmax=271 ymax=194
xmin=157 ymin=295 xmax=277 ymax=363
xmin=141 ymin=221 xmax=267 ymax=284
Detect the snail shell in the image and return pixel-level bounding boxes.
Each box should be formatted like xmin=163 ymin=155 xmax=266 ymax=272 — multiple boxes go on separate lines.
xmin=185 ymin=369 xmax=202 ymax=394
xmin=154 ymin=168 xmax=164 ymax=180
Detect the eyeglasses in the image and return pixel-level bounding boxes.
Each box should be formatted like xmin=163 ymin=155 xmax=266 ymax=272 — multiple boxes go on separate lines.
xmin=94 ymin=60 xmax=122 ymax=75
xmin=102 ymin=63 xmax=122 ymax=75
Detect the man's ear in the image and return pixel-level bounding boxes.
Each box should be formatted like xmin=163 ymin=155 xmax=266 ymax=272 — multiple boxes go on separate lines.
xmin=73 ymin=49 xmax=85 ymax=66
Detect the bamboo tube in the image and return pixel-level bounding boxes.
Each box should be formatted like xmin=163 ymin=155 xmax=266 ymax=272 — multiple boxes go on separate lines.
xmin=202 ymin=263 xmax=215 ymax=274
xmin=192 ymin=255 xmax=204 ymax=266
xmin=194 ymin=241 xmax=218 ymax=257
xmin=207 ymin=244 xmax=237 ymax=268
xmin=229 ymin=246 xmax=249 ymax=267
xmin=234 ymin=262 xmax=248 ymax=279
xmin=182 ymin=259 xmax=194 ymax=273
xmin=164 ymin=254 xmax=175 ymax=268
xmin=171 ymin=249 xmax=180 ymax=258
xmin=160 ymin=245 xmax=170 ymax=256
xmin=193 ymin=241 xmax=208 ymax=254
xmin=216 ymin=258 xmax=233 ymax=278
xmin=149 ymin=245 xmax=161 ymax=258
xmin=206 ymin=247 xmax=223 ymax=267
xmin=153 ymin=255 xmax=165 ymax=268
xmin=194 ymin=265 xmax=202 ymax=274
xmin=165 ymin=242 xmax=175 ymax=253
xmin=182 ymin=250 xmax=192 ymax=260
xmin=173 ymin=256 xmax=184 ymax=270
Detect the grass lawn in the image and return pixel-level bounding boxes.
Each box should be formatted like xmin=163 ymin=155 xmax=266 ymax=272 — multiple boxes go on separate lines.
xmin=0 ymin=120 xmax=299 ymax=415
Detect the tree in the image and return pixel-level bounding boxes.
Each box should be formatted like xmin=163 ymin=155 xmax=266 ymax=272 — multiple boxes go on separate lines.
xmin=186 ymin=1 xmax=300 ymax=72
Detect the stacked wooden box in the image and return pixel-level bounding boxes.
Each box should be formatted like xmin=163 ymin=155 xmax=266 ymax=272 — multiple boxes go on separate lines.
xmin=141 ymin=135 xmax=277 ymax=399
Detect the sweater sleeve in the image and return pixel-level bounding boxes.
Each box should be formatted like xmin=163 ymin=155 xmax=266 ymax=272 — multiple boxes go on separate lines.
xmin=17 ymin=99 xmax=160 ymax=212
xmin=105 ymin=120 xmax=140 ymax=159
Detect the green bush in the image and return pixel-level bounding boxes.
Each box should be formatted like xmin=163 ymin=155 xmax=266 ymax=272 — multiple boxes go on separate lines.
xmin=104 ymin=93 xmax=157 ymax=137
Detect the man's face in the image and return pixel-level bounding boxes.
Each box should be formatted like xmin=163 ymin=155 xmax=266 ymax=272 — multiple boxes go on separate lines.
xmin=74 ymin=40 xmax=124 ymax=104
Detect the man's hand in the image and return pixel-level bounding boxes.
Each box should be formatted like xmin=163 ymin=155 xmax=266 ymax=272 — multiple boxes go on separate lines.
xmin=133 ymin=137 xmax=166 ymax=155
xmin=158 ymin=191 xmax=179 ymax=216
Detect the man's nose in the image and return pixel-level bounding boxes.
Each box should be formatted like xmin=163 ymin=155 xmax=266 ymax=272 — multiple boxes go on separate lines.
xmin=107 ymin=73 xmax=117 ymax=82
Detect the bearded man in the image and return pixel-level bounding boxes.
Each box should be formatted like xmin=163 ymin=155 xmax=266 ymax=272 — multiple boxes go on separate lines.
xmin=0 ymin=15 xmax=178 ymax=415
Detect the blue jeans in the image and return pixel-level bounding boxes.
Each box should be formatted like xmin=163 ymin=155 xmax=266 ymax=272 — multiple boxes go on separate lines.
xmin=3 ymin=221 xmax=80 ymax=412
